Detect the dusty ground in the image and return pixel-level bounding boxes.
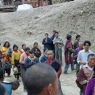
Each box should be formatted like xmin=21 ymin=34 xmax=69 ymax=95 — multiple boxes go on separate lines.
xmin=5 ymin=69 xmax=79 ymax=95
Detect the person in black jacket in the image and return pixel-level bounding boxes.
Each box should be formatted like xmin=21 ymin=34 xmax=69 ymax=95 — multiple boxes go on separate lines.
xmin=42 ymin=33 xmax=54 ymax=51
xmin=32 ymin=42 xmax=41 ymax=59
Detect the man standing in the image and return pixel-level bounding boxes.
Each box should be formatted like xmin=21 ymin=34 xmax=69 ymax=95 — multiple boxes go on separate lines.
xmin=53 ymin=31 xmax=63 ymax=65
xmin=76 ymin=54 xmax=95 ymax=95
xmin=42 ymin=33 xmax=53 ymax=51
xmin=64 ymin=34 xmax=74 ymax=74
xmin=77 ymin=41 xmax=94 ymax=69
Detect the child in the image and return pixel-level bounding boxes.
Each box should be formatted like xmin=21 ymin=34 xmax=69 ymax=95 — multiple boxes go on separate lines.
xmin=3 ymin=49 xmax=12 ymax=77
xmin=12 ymin=45 xmax=21 ymax=80
xmin=24 ymin=50 xmax=39 ymax=70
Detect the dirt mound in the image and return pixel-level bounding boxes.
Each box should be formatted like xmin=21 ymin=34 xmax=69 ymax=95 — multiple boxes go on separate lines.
xmin=0 ymin=0 xmax=95 ymax=46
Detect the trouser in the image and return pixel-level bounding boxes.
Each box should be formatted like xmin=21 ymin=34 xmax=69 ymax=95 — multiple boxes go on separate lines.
xmin=64 ymin=63 xmax=74 ymax=73
xmin=14 ymin=60 xmax=21 ymax=80
xmin=48 ymin=0 xmax=52 ymax=5
xmin=20 ymin=65 xmax=26 ymax=80
xmin=55 ymin=45 xmax=62 ymax=65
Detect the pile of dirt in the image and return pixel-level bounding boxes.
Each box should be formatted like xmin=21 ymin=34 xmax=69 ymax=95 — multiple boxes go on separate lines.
xmin=0 ymin=0 xmax=95 ymax=47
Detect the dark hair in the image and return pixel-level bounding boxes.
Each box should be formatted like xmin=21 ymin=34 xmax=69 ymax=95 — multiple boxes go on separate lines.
xmin=51 ymin=60 xmax=61 ymax=72
xmin=66 ymin=34 xmax=72 ymax=40
xmin=22 ymin=44 xmax=26 ymax=48
xmin=3 ymin=41 xmax=10 ymax=48
xmin=45 ymin=33 xmax=48 ymax=36
xmin=34 ymin=42 xmax=38 ymax=45
xmin=25 ymin=47 xmax=30 ymax=52
xmin=88 ymin=54 xmax=95 ymax=60
xmin=23 ymin=64 xmax=56 ymax=95
xmin=13 ymin=44 xmax=18 ymax=50
xmin=76 ymin=35 xmax=80 ymax=39
xmin=0 ymin=84 xmax=5 ymax=95
xmin=84 ymin=41 xmax=91 ymax=46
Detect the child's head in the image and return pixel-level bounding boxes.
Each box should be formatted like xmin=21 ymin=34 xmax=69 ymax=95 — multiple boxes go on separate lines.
xmin=12 ymin=80 xmax=20 ymax=90
xmin=33 ymin=42 xmax=38 ymax=48
xmin=47 ymin=50 xmax=54 ymax=59
xmin=3 ymin=41 xmax=10 ymax=48
xmin=29 ymin=51 xmax=34 ymax=58
xmin=25 ymin=47 xmax=30 ymax=55
xmin=0 ymin=84 xmax=5 ymax=95
xmin=13 ymin=45 xmax=18 ymax=51
xmin=22 ymin=44 xmax=26 ymax=50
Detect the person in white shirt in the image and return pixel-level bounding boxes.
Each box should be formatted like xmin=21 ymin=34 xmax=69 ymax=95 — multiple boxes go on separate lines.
xmin=77 ymin=40 xmax=94 ymax=69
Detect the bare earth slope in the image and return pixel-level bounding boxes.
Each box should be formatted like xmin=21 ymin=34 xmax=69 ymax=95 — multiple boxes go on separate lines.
xmin=0 ymin=0 xmax=95 ymax=46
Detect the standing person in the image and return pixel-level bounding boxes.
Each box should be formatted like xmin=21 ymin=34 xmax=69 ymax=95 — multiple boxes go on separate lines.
xmin=73 ymin=35 xmax=81 ymax=49
xmin=23 ymin=64 xmax=58 ymax=95
xmin=42 ymin=33 xmax=53 ymax=51
xmin=3 ymin=49 xmax=12 ymax=77
xmin=64 ymin=34 xmax=74 ymax=74
xmin=51 ymin=30 xmax=57 ymax=41
xmin=76 ymin=54 xmax=95 ymax=95
xmin=1 ymin=41 xmax=10 ymax=57
xmin=20 ymin=44 xmax=26 ymax=54
xmin=53 ymin=31 xmax=63 ymax=65
xmin=74 ymin=42 xmax=83 ymax=73
xmin=77 ymin=41 xmax=94 ymax=69
xmin=85 ymin=77 xmax=95 ymax=95
xmin=19 ymin=47 xmax=30 ymax=79
xmin=32 ymin=42 xmax=41 ymax=61
xmin=12 ymin=45 xmax=21 ymax=80
xmin=45 ymin=50 xmax=54 ymax=65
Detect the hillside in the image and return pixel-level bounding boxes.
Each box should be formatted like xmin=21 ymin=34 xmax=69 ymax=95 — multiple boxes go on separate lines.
xmin=0 ymin=0 xmax=95 ymax=47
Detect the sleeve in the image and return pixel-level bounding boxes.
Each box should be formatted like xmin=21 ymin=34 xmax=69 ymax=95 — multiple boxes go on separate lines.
xmin=12 ymin=52 xmax=15 ymax=65
xmin=42 ymin=39 xmax=45 ymax=45
xmin=85 ymin=80 xmax=93 ymax=95
xmin=19 ymin=54 xmax=24 ymax=64
xmin=77 ymin=69 xmax=87 ymax=85
xmin=77 ymin=51 xmax=81 ymax=64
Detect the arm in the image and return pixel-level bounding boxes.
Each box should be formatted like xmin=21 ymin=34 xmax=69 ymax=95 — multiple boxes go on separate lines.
xmin=85 ymin=80 xmax=93 ymax=95
xmin=19 ymin=54 xmax=24 ymax=64
xmin=77 ymin=69 xmax=87 ymax=85
xmin=12 ymin=52 xmax=15 ymax=65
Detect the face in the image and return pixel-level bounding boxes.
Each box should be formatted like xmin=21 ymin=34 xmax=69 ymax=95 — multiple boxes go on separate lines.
xmin=14 ymin=47 xmax=18 ymax=51
xmin=79 ymin=43 xmax=83 ymax=49
xmin=84 ymin=43 xmax=90 ymax=51
xmin=55 ymin=33 xmax=58 ymax=37
xmin=45 ymin=34 xmax=48 ymax=38
xmin=88 ymin=56 xmax=95 ymax=67
xmin=77 ymin=37 xmax=80 ymax=41
xmin=47 ymin=52 xmax=54 ymax=59
xmin=22 ymin=45 xmax=26 ymax=50
xmin=34 ymin=43 xmax=38 ymax=48
xmin=5 ymin=42 xmax=9 ymax=48
xmin=29 ymin=53 xmax=34 ymax=58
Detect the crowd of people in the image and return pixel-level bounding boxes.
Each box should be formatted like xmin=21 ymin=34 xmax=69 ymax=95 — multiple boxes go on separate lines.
xmin=0 ymin=30 xmax=95 ymax=95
